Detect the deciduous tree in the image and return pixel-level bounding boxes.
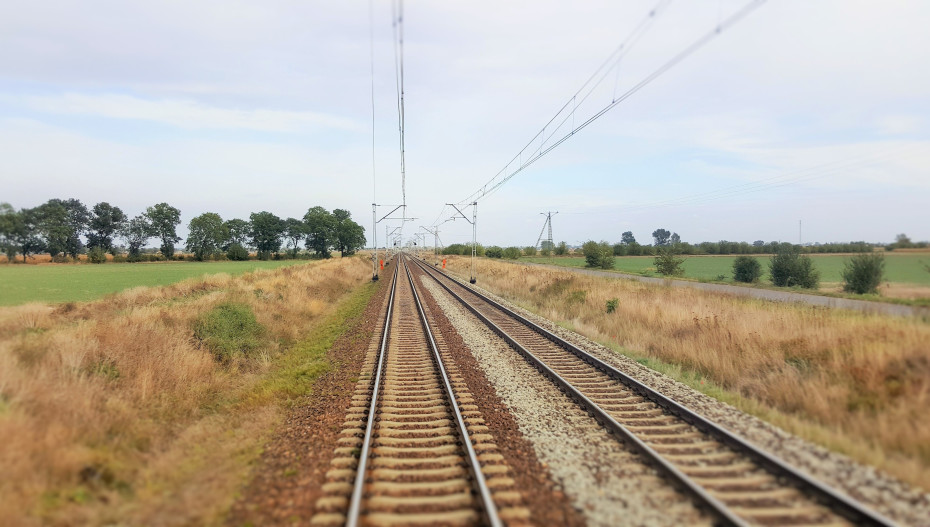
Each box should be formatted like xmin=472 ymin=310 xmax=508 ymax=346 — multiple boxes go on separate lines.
xmin=87 ymin=202 xmax=127 ymax=253
xmin=621 ymin=231 xmax=636 ymax=245
xmin=121 ymin=215 xmax=153 ymax=261
xmin=145 ymin=203 xmax=182 ymax=258
xmin=187 ymin=212 xmax=227 ymax=261
xmin=284 ymin=217 xmax=307 ymax=257
xmin=249 ymin=211 xmax=285 ymax=259
xmin=652 ymin=228 xmax=671 ymax=246
xmin=223 ymin=218 xmax=250 ymax=250
xmin=332 ymin=209 xmax=366 ymax=256
xmin=304 ymin=206 xmax=335 ymax=258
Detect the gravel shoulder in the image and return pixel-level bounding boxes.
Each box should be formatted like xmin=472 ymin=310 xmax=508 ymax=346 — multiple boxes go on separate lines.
xmin=421 ymin=277 xmax=712 ymax=527
xmin=452 ymin=273 xmax=930 ymax=527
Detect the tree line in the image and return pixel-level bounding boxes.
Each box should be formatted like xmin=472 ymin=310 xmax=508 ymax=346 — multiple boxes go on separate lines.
xmin=0 ymin=199 xmax=366 ymax=263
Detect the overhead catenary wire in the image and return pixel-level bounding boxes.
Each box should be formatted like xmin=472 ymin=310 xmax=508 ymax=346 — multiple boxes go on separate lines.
xmin=457 ymin=0 xmax=766 ymax=206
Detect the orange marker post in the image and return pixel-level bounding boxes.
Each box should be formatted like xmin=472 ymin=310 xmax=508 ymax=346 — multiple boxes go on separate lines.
xmin=442 ymin=259 xmax=446 ymax=269
xmin=379 ymin=259 xmax=384 ymax=270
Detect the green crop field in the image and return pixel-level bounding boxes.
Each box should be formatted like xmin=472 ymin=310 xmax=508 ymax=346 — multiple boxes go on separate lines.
xmin=0 ymin=260 xmax=308 ymax=306
xmin=523 ymin=253 xmax=930 ymax=285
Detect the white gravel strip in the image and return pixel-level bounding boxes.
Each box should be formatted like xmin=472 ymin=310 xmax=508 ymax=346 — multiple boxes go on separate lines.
xmin=422 ymin=279 xmax=711 ymax=527
xmin=456 ymin=277 xmax=930 ymax=527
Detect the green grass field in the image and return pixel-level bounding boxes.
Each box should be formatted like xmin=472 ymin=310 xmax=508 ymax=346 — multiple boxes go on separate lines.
xmin=523 ymin=253 xmax=930 ymax=285
xmin=0 ymin=260 xmax=307 ymax=306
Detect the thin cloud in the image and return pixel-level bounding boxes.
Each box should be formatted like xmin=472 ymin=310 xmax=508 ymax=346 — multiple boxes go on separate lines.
xmin=15 ymin=93 xmax=365 ymax=133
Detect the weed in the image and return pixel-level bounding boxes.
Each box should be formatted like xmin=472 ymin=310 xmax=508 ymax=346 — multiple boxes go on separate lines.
xmin=606 ymin=298 xmax=619 ymax=313
xmin=194 ymin=303 xmax=265 ymax=361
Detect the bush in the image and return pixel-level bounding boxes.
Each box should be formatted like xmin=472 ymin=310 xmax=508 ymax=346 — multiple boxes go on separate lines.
xmin=523 ymin=246 xmax=537 ymax=257
xmin=606 ymin=298 xmax=619 ymax=313
xmin=654 ymin=246 xmax=685 ymax=276
xmin=581 ymin=240 xmax=614 ymax=269
xmin=732 ymin=256 xmax=762 ymax=283
xmin=485 ymin=246 xmax=503 ymax=258
xmin=502 ymin=246 xmax=522 ymax=260
xmin=554 ymin=241 xmax=569 ymax=256
xmin=193 ymin=303 xmax=264 ymax=362
xmin=226 ymin=243 xmax=249 ymax=261
xmin=769 ymin=245 xmax=819 ymax=288
xmin=87 ymin=247 xmax=108 ymax=264
xmin=842 ymin=252 xmax=884 ymax=294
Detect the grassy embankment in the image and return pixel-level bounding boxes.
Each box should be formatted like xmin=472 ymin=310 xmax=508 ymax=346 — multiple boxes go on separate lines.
xmin=446 ymin=256 xmax=930 ymax=491
xmin=0 ymin=256 xmax=375 ymax=525
xmin=523 ymin=253 xmax=930 ymax=305
xmin=0 ymin=260 xmax=307 ymax=306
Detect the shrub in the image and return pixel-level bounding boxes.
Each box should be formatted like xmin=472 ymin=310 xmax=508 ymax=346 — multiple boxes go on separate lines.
xmin=582 ymin=240 xmax=614 ymax=269
xmin=87 ymin=247 xmax=108 ymax=264
xmin=606 ymin=298 xmax=619 ymax=313
xmin=732 ymin=256 xmax=762 ymax=283
xmin=485 ymin=246 xmax=503 ymax=259
xmin=842 ymin=252 xmax=885 ymax=294
xmin=226 ymin=243 xmax=249 ymax=261
xmin=769 ymin=245 xmax=819 ymax=288
xmin=554 ymin=241 xmax=568 ymax=256
xmin=502 ymin=246 xmax=522 ymax=260
xmin=654 ymin=246 xmax=685 ymax=276
xmin=523 ymin=246 xmax=537 ymax=257
xmin=193 ymin=303 xmax=264 ymax=362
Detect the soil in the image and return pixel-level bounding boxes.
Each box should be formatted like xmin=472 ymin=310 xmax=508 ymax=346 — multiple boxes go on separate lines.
xmin=226 ymin=278 xmax=389 ymax=526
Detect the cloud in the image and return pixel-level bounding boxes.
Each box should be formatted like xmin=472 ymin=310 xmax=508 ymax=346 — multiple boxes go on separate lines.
xmin=14 ymin=93 xmax=365 ymax=133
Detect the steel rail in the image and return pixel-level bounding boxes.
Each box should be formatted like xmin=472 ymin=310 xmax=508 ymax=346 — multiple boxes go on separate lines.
xmin=412 ymin=257 xmax=896 ymax=527
xmin=401 ymin=255 xmax=503 ymax=527
xmin=345 ymin=259 xmax=398 ymax=527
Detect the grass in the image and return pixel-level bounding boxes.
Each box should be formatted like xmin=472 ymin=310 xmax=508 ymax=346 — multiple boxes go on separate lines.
xmin=524 ymin=253 xmax=930 ymax=284
xmin=0 ymin=255 xmax=374 ymax=525
xmin=523 ymin=253 xmax=930 ymax=305
xmin=0 ymin=260 xmax=307 ymax=306
xmin=446 ymin=255 xmax=930 ymax=491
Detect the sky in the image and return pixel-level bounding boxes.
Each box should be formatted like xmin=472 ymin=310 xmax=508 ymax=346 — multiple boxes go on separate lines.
xmin=1 ymin=0 xmax=928 ymax=249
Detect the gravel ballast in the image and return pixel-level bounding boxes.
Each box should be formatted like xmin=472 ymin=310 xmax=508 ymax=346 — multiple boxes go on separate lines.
xmin=421 ymin=278 xmax=712 ymax=527
xmin=452 ymin=274 xmax=930 ymax=527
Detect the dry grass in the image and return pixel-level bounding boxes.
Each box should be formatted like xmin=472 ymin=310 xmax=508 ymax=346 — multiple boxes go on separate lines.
xmin=0 ymin=256 xmax=371 ymax=526
xmin=447 ymin=256 xmax=930 ymax=490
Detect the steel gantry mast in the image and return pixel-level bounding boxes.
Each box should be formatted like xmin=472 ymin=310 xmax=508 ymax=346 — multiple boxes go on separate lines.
xmin=535 ymin=211 xmax=558 ymax=252
xmin=446 ymin=202 xmax=477 ymax=283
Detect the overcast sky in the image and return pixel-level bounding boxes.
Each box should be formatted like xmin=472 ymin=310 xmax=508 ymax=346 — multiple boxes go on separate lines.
xmin=1 ymin=0 xmax=928 ymax=248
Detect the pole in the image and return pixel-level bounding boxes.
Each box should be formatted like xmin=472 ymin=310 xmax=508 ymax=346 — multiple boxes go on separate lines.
xmin=470 ymin=202 xmax=477 ymax=283
xmin=372 ymin=203 xmax=378 ymax=280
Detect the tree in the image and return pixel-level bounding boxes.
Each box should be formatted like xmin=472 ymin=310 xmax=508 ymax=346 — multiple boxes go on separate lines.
xmin=554 ymin=241 xmax=569 ymax=256
xmin=223 ymin=218 xmax=250 ymax=250
xmin=621 ymin=231 xmax=636 ymax=245
xmin=249 ymin=211 xmax=285 ymax=259
xmin=769 ymin=244 xmax=819 ymax=288
xmin=652 ymin=228 xmax=671 ymax=246
xmin=842 ymin=252 xmax=884 ymax=295
xmin=4 ymin=207 xmax=44 ymax=262
xmin=524 ymin=246 xmax=537 ymax=256
xmin=654 ymin=245 xmax=685 ymax=276
xmin=283 ymin=218 xmax=308 ymax=257
xmin=582 ymin=240 xmax=614 ymax=269
xmin=752 ymin=240 xmax=765 ymax=248
xmin=145 ymin=203 xmax=182 ymax=258
xmin=187 ymin=212 xmax=227 ymax=261
xmin=732 ymin=256 xmax=762 ymax=283
xmin=37 ymin=198 xmax=89 ymax=258
xmin=670 ymin=232 xmax=681 ymax=245
xmin=0 ymin=203 xmax=17 ymax=261
xmin=485 ymin=246 xmax=503 ymax=258
xmin=121 ymin=215 xmax=153 ymax=261
xmin=304 ymin=206 xmax=336 ymax=258
xmin=332 ymin=209 xmax=366 ymax=256
xmin=502 ymin=246 xmax=522 ymax=260
xmin=87 ymin=202 xmax=127 ymax=254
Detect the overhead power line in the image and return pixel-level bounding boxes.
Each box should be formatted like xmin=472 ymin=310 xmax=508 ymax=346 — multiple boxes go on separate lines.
xmin=457 ymin=0 xmax=766 ymax=206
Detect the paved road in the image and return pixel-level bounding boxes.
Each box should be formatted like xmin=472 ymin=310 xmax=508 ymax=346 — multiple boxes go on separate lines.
xmin=517 ymin=262 xmax=930 ymax=319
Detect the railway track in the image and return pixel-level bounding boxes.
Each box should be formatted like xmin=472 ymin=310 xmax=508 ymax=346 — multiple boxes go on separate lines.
xmin=409 ymin=256 xmax=896 ymax=527
xmin=312 ymin=256 xmax=526 ymax=526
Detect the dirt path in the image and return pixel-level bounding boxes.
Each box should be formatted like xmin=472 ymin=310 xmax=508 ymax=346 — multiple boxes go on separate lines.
xmin=518 ymin=261 xmax=930 ymax=319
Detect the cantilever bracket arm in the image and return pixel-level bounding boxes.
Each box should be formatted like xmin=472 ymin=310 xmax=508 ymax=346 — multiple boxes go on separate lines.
xmin=377 ymin=204 xmax=405 ymax=223
xmin=446 ymin=203 xmax=474 ymax=225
